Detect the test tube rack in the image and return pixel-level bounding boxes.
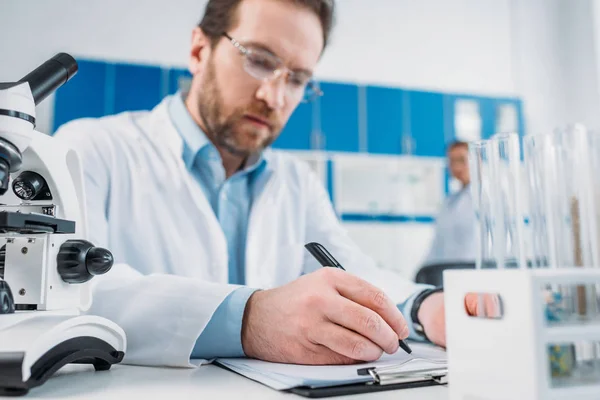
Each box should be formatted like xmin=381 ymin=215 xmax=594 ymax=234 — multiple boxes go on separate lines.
xmin=444 ymin=268 xmax=600 ymax=400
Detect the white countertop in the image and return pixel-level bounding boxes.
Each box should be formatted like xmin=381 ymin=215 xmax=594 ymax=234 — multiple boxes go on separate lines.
xmin=7 ymin=363 xmax=449 ymax=400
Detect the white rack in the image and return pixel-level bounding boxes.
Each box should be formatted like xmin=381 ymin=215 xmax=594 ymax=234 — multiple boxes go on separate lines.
xmin=444 ymin=268 xmax=600 ymax=400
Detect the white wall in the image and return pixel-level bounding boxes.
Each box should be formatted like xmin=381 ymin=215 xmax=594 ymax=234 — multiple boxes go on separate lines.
xmin=317 ymin=0 xmax=516 ymax=95
xmin=559 ymin=0 xmax=600 ymax=130
xmin=1 ymin=0 xmax=517 ymax=135
xmin=508 ymin=0 xmax=568 ymax=136
xmin=509 ymin=0 xmax=600 ymax=135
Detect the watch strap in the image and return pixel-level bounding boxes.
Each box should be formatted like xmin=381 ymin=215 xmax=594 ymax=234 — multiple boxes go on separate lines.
xmin=410 ymin=287 xmax=444 ymax=340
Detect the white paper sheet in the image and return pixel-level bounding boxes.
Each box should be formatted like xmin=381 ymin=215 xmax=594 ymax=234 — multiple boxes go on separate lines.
xmin=216 ymin=342 xmax=446 ymax=390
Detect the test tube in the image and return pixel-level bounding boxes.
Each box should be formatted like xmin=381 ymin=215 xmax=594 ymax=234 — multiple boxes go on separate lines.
xmin=490 ymin=133 xmax=526 ymax=269
xmin=587 ymin=129 xmax=600 ymax=270
xmin=468 ymin=140 xmax=494 ymax=318
xmin=525 ymin=131 xmax=578 ymax=375
xmin=556 ymin=126 xmax=598 ymax=323
xmin=530 ymin=126 xmax=600 ymax=322
xmin=589 ymin=130 xmax=600 ymax=316
xmin=553 ymin=125 xmax=599 ymax=270
xmin=524 ymin=133 xmax=554 ymax=268
xmin=468 ymin=140 xmax=495 ymax=271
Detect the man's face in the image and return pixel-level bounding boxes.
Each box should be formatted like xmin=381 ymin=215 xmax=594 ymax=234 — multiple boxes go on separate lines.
xmin=448 ymin=146 xmax=470 ymax=185
xmin=189 ymin=0 xmax=324 ymax=157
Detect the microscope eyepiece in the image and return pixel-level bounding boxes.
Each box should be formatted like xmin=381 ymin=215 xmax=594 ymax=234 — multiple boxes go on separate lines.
xmin=18 ymin=53 xmax=78 ymax=106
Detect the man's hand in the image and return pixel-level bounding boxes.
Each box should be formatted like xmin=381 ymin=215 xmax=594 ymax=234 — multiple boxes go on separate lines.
xmin=418 ymin=292 xmax=502 ymax=348
xmin=241 ymin=268 xmax=409 ymax=365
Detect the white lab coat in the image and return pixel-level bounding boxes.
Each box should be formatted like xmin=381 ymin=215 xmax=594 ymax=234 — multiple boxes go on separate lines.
xmin=53 ymin=96 xmax=424 ymax=368
xmin=423 ymin=186 xmax=478 ymax=265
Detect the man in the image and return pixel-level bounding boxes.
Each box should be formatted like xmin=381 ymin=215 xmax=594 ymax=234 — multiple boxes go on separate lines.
xmin=54 ymin=0 xmax=471 ymax=367
xmin=424 ymin=141 xmax=477 ymax=265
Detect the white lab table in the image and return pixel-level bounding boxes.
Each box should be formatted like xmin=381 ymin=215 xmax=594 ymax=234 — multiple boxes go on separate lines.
xmin=5 ymin=363 xmax=449 ymax=400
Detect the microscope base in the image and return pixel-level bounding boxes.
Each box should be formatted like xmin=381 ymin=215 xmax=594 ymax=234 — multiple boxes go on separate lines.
xmin=0 ymin=313 xmax=126 ymax=396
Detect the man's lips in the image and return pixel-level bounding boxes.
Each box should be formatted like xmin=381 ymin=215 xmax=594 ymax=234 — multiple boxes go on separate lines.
xmin=244 ymin=114 xmax=272 ymax=129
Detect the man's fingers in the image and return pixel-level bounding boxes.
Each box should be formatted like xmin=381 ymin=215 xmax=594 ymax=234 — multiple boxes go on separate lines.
xmin=331 ymin=271 xmax=408 ymax=339
xmin=464 ymin=293 xmax=479 ymax=316
xmin=309 ymin=322 xmax=384 ymax=362
xmin=465 ymin=293 xmax=502 ymax=318
xmin=326 ymin=297 xmax=399 ymax=354
xmin=302 ymin=347 xmax=358 ymax=366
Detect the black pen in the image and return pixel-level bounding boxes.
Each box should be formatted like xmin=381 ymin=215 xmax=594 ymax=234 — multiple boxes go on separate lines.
xmin=304 ymin=242 xmax=412 ymax=355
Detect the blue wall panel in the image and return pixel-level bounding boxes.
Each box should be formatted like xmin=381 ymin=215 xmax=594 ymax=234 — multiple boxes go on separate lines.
xmin=113 ymin=63 xmax=163 ymax=114
xmin=52 ymin=58 xmax=526 ymax=158
xmin=319 ymin=82 xmax=359 ymax=152
xmin=516 ymin=99 xmax=525 ymax=137
xmin=366 ymin=86 xmax=404 ymax=154
xmin=272 ymin=101 xmax=313 ymax=150
xmin=52 ymin=59 xmax=108 ymax=133
xmin=410 ymin=90 xmax=445 ymax=157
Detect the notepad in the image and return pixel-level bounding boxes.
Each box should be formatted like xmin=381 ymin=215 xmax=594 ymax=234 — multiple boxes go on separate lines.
xmin=215 ymin=342 xmax=447 ymax=391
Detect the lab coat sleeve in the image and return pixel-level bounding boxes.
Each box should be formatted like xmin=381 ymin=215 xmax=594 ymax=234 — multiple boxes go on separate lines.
xmin=54 ymin=121 xmax=239 ymax=367
xmin=300 ymin=165 xmax=431 ymax=306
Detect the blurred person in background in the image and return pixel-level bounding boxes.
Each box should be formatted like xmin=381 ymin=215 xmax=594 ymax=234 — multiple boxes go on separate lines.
xmin=423 ymin=141 xmax=477 ymax=265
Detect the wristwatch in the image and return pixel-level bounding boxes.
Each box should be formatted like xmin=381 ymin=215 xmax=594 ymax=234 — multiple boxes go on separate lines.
xmin=410 ymin=287 xmax=444 ymax=341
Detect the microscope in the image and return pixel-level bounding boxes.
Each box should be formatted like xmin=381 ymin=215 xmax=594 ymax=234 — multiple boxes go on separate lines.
xmin=0 ymin=53 xmax=126 ymax=395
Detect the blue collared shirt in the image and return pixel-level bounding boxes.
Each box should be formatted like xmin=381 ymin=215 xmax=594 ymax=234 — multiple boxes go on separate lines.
xmin=169 ymin=92 xmax=430 ymax=359
xmin=168 ymin=92 xmax=262 ymax=358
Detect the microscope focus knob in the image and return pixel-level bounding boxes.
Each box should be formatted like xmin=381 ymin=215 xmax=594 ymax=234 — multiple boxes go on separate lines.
xmin=13 ymin=171 xmax=47 ymax=200
xmin=85 ymin=246 xmax=114 ymax=275
xmin=57 ymin=240 xmax=114 ymax=284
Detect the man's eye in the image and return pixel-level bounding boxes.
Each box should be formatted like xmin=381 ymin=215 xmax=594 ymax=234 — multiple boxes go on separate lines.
xmin=289 ymin=75 xmax=308 ymax=87
xmin=248 ymin=54 xmax=279 ymax=71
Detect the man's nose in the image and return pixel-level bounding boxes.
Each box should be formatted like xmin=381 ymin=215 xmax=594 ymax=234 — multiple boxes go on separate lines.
xmin=256 ymin=75 xmax=286 ymax=110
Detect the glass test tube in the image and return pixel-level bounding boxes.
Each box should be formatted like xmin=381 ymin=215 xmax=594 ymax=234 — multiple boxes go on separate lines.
xmin=524 ymin=133 xmax=561 ymax=269
xmin=469 ymin=140 xmax=495 ymax=271
xmin=490 ymin=133 xmax=526 ymax=269
xmin=468 ymin=140 xmax=494 ymax=318
xmin=589 ymin=130 xmax=600 ymax=316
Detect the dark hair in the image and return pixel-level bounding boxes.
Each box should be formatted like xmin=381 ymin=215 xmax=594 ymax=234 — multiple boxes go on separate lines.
xmin=198 ymin=0 xmax=335 ymax=49
xmin=447 ymin=140 xmax=468 ymax=151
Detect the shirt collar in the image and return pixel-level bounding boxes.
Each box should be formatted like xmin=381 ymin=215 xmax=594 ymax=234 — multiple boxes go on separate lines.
xmin=168 ymin=91 xmax=213 ymax=170
xmin=167 ymin=91 xmax=267 ymax=174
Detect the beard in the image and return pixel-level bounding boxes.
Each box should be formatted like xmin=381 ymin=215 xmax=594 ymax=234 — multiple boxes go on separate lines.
xmin=196 ymin=59 xmax=282 ymax=158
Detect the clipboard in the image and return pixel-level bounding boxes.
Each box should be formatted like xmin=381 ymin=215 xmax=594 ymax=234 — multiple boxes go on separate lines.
xmin=215 ymin=349 xmax=448 ymax=398
xmin=289 ymin=362 xmax=448 ymax=398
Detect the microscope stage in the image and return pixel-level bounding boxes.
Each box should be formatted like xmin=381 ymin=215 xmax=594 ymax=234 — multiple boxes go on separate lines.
xmin=0 ymin=211 xmax=75 ymax=234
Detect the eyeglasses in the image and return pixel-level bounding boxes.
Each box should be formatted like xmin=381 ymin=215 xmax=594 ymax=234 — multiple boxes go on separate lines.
xmin=222 ymin=33 xmax=323 ymax=104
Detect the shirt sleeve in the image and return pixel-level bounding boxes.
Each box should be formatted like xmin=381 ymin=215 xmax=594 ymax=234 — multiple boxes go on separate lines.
xmin=191 ymin=286 xmax=259 ymax=359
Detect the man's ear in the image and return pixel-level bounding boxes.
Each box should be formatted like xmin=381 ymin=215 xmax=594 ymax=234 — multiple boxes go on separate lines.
xmin=189 ymin=27 xmax=212 ymax=75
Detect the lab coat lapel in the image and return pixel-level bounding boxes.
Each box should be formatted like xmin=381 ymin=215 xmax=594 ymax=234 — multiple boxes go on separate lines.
xmin=147 ymin=100 xmax=229 ymax=283
xmin=245 ymin=157 xmax=281 ymax=288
